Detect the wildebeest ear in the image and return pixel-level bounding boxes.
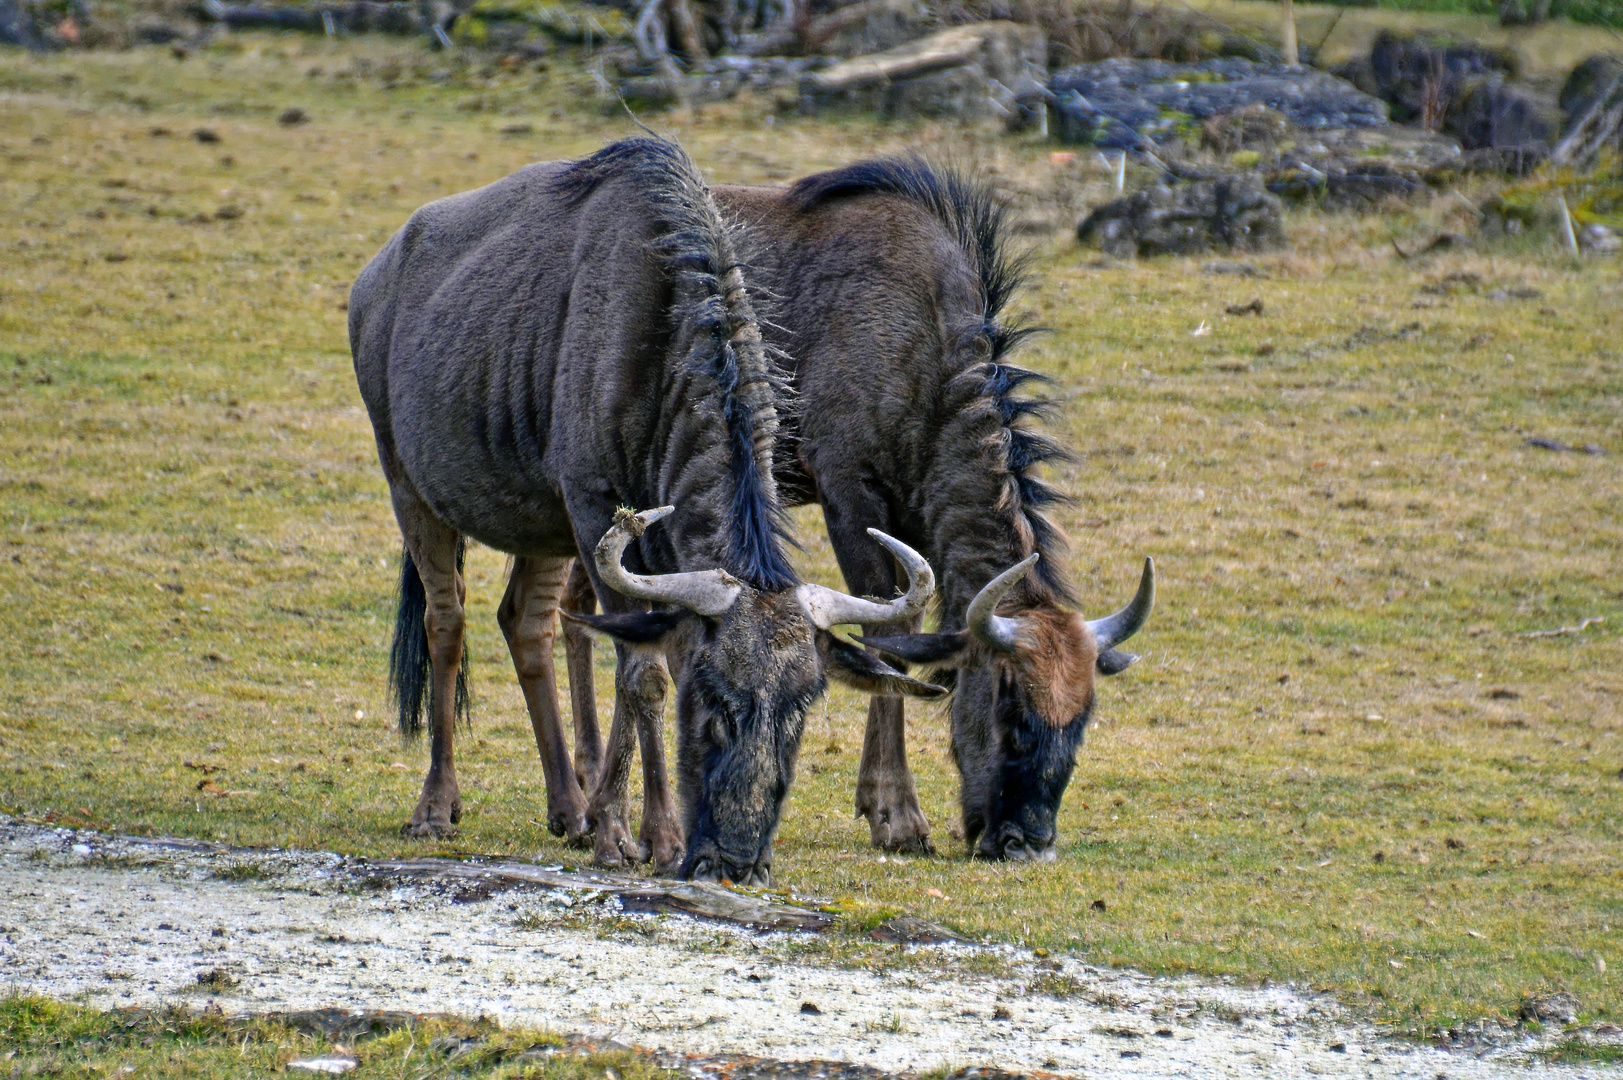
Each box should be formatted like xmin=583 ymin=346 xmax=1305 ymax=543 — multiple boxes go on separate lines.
xmin=818 ymin=631 xmax=949 ymax=700
xmin=1096 ymin=647 xmax=1139 ymax=676
xmin=852 ymin=630 xmax=972 ymax=667
xmin=560 ymin=609 xmax=686 ymax=644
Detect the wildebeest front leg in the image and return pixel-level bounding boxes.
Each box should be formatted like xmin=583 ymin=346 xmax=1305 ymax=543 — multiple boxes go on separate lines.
xmin=498 ymin=556 xmax=591 ymax=846
xmin=587 ymin=646 xmax=672 ymax=869
xmin=561 ymin=558 xmax=604 ymax=791
xmin=823 ymin=498 xmax=936 ymax=854
xmin=854 ymin=614 xmax=935 ymax=855
xmin=396 ymin=501 xmax=466 ymax=840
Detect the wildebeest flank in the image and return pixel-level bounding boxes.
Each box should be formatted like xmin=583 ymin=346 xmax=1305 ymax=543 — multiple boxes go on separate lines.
xmin=349 ymin=138 xmax=944 ymax=884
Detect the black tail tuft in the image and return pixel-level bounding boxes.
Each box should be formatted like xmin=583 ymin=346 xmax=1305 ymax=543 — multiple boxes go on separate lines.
xmin=389 ymin=542 xmax=470 ymax=740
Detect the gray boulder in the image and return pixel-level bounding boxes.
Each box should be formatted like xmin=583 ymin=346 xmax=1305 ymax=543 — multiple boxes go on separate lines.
xmin=0 ymin=0 xmax=47 ymax=49
xmin=1366 ymin=29 xmax=1518 ymax=126
xmin=1077 ymin=175 xmax=1284 ymax=258
xmin=1050 ymin=57 xmax=1386 ymax=149
xmin=1561 ymin=55 xmax=1623 ymax=130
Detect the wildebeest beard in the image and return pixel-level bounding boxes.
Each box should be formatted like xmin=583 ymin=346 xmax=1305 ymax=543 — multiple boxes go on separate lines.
xmin=956 ymin=667 xmax=1091 ymax=863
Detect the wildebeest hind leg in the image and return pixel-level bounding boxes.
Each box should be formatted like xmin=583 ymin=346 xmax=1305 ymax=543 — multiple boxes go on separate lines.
xmin=561 ymin=558 xmax=604 ymax=791
xmin=394 ymin=497 xmax=466 ymax=839
xmin=498 ymin=556 xmax=591 ymax=847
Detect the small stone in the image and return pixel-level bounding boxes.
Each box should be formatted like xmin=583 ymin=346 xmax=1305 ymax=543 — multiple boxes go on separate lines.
xmin=278 ymin=107 xmax=309 ymax=126
xmin=799 ymin=1001 xmax=821 ymax=1015
xmin=1519 ymin=991 xmax=1580 ymax=1024
xmin=192 ymin=128 xmax=221 ymax=144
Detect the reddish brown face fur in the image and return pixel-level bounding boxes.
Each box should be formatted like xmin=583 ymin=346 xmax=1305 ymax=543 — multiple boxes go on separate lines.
xmin=1000 ymin=604 xmax=1097 ymax=727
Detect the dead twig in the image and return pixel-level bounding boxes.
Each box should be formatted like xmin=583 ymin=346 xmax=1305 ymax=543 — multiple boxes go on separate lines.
xmin=1522 ymin=617 xmax=1604 ymax=639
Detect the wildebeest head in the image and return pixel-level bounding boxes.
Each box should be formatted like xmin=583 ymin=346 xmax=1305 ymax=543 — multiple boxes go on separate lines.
xmin=571 ymin=507 xmax=946 ymax=886
xmin=860 ymin=555 xmax=1154 ymax=862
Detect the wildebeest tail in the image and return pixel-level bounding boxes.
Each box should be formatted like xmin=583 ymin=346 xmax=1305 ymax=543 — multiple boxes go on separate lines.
xmin=389 ymin=541 xmax=470 ymax=739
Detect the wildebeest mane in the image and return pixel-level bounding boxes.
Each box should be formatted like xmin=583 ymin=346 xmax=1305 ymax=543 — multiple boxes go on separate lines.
xmin=554 ymin=138 xmax=798 ymax=592
xmin=786 ymin=159 xmax=1074 ymax=605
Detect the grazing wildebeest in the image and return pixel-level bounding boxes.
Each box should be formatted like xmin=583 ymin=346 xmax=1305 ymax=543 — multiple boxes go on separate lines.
xmin=349 ymin=137 xmax=944 ymax=884
xmin=562 ymin=159 xmax=1154 ymax=863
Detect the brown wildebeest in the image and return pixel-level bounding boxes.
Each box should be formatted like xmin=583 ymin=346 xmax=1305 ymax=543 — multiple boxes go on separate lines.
xmin=349 ymin=138 xmax=944 ymax=884
xmin=563 ymin=158 xmax=1154 ymax=863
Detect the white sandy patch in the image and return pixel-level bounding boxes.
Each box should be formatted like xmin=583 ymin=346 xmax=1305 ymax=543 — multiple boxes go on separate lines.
xmin=0 ymin=822 xmax=1585 ymax=1078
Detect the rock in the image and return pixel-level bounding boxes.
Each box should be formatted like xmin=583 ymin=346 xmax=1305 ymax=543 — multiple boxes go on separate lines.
xmin=805 ymin=21 xmax=1042 ymax=93
xmin=0 ymin=0 xmax=48 ymax=49
xmin=1554 ymin=55 xmax=1623 ymax=167
xmin=802 ymin=20 xmax=1045 ymax=122
xmin=1367 ymin=29 xmax=1518 ymax=126
xmin=1050 ymin=58 xmax=1386 ymax=149
xmin=1498 ymin=0 xmax=1551 ymax=27
xmin=1561 ymin=55 xmax=1623 ymax=130
xmin=209 ymin=2 xmax=423 ymax=35
xmin=1201 ymin=105 xmax=1291 ymax=155
xmin=801 ymin=0 xmax=931 ymax=59
xmin=1520 ymin=991 xmax=1580 ymax=1024
xmin=868 ymin=915 xmax=964 ymax=944
xmin=1447 ymin=78 xmax=1559 ymax=161
xmin=1580 ymin=223 xmax=1621 ymax=255
xmin=1077 ymin=175 xmax=1284 ymax=258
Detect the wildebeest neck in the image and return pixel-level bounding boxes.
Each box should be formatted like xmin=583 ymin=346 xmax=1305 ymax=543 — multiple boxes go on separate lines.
xmin=554 ymin=140 xmax=798 ymax=590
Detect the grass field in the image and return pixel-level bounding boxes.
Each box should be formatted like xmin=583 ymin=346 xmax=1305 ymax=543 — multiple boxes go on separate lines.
xmin=2 ymin=993 xmax=668 ymax=1080
xmin=1 ymin=33 xmax=1621 ymax=1040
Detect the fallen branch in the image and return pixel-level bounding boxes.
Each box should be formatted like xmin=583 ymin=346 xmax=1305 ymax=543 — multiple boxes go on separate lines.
xmin=369 ymin=857 xmax=836 ymax=931
xmin=1522 ymin=617 xmax=1604 ymax=638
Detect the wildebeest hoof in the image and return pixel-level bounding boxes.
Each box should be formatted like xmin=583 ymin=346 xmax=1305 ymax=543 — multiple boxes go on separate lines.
xmin=403 ymin=788 xmax=461 ymax=839
xmin=400 ymin=819 xmax=458 ymax=840
xmin=856 ymin=786 xmax=936 ymax=855
xmin=641 ymin=823 xmax=686 ymax=876
xmin=548 ymin=805 xmax=593 ymax=849
xmin=592 ymin=814 xmax=640 ymax=868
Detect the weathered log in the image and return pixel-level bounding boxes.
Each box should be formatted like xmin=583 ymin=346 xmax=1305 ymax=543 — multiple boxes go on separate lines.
xmin=803 ymin=20 xmax=1040 ymax=94
xmin=196 ymin=1 xmax=423 ymax=34
xmin=369 ymin=857 xmax=837 ymax=931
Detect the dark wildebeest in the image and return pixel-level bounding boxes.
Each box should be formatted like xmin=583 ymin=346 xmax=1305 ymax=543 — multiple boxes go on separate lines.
xmin=349 ymin=138 xmax=944 ymax=884
xmin=562 ymin=159 xmax=1154 ymax=863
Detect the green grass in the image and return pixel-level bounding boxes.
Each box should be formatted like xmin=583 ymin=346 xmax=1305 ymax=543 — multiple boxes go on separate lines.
xmin=0 ymin=993 xmax=669 ymax=1080
xmin=1 ymin=32 xmax=1621 ymax=1041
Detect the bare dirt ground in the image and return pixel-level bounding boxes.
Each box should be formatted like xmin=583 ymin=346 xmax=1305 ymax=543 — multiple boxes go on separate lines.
xmin=1 ymin=820 xmax=1602 ymax=1078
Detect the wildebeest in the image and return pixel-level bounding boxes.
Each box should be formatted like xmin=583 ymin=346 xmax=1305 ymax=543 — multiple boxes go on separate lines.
xmin=563 ymin=159 xmax=1154 ymax=863
xmin=348 ymin=137 xmax=944 ymax=884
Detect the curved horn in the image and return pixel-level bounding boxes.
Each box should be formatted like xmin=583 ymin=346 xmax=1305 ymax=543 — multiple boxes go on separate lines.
xmin=1087 ymin=557 xmax=1155 ymax=650
xmin=796 ymin=530 xmax=935 ymax=630
xmin=965 ymin=552 xmax=1040 ymax=653
xmin=595 ymin=506 xmax=741 ymax=617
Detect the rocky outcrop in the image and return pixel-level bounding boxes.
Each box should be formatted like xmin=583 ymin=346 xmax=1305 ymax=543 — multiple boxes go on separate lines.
xmin=1049 ymin=58 xmax=1387 ymax=149
xmin=1076 ymin=175 xmax=1285 ymax=257
xmin=801 ymin=20 xmax=1046 ymax=121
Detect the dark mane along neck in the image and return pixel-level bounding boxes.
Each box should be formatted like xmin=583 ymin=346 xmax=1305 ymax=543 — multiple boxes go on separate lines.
xmin=558 ymin=138 xmax=798 ymax=591
xmin=787 ymin=158 xmax=1074 ymax=612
